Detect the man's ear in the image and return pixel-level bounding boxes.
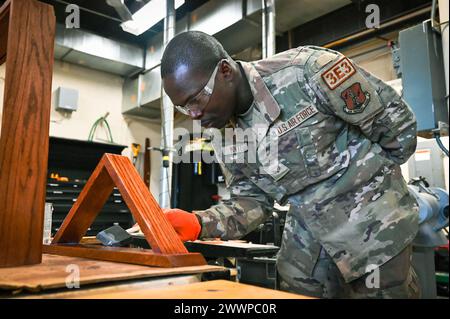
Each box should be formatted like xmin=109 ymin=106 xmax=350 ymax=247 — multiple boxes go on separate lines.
xmin=220 ymin=60 xmax=234 ymax=81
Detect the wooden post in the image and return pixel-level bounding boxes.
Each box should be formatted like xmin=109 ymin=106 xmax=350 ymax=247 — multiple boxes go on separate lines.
xmin=0 ymin=0 xmax=56 ymax=267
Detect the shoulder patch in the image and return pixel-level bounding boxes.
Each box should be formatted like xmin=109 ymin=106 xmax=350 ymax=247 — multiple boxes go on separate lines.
xmin=315 ymin=52 xmax=338 ymax=68
xmin=321 ymin=57 xmax=356 ymax=90
xmin=341 ymin=82 xmax=371 ymax=114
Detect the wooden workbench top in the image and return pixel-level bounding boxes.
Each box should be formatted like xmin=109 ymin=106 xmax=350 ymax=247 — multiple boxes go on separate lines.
xmin=0 ymin=254 xmax=226 ymax=294
xmin=29 ymin=280 xmax=311 ymax=299
xmin=81 ymin=280 xmax=311 ymax=299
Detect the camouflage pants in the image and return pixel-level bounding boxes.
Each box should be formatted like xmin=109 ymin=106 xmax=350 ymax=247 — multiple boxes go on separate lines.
xmin=276 ymin=212 xmax=421 ymax=299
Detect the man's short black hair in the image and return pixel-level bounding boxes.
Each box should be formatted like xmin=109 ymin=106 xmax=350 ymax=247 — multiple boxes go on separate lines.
xmin=161 ymin=31 xmax=229 ymax=78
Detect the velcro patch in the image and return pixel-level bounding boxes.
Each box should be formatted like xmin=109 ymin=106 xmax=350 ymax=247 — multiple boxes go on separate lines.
xmin=321 ymin=57 xmax=356 ymax=90
xmin=275 ymin=105 xmax=319 ymax=137
xmin=341 ymin=82 xmax=371 ymax=114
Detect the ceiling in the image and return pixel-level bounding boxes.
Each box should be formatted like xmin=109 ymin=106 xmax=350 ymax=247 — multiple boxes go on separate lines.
xmin=36 ymin=0 xmax=209 ymax=47
xmin=0 ymin=0 xmax=351 ymax=48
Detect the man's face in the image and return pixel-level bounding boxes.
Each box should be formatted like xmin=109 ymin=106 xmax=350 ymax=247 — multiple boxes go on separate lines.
xmin=163 ymin=61 xmax=237 ymax=129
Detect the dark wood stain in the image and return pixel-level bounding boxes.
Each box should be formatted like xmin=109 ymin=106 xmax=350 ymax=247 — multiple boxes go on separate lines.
xmin=0 ymin=0 xmax=56 ymax=267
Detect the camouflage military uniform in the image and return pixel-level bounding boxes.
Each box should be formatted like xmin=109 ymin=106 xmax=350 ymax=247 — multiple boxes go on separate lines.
xmin=193 ymin=46 xmax=420 ymax=298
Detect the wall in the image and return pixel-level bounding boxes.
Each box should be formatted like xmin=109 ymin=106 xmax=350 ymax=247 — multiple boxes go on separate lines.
xmin=340 ymin=31 xmax=399 ymax=81
xmin=0 ymin=61 xmax=163 ymax=199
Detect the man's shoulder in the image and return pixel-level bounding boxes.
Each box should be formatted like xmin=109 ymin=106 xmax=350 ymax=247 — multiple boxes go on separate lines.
xmin=252 ymin=45 xmax=341 ymax=77
xmin=251 ymin=46 xmax=308 ymax=77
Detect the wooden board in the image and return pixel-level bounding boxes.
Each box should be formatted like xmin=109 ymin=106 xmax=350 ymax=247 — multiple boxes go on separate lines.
xmin=20 ymin=275 xmax=203 ymax=299
xmin=0 ymin=1 xmax=9 ymax=65
xmin=52 ymin=153 xmax=188 ymax=255
xmin=0 ymin=0 xmax=56 ymax=267
xmin=0 ymin=254 xmax=226 ymax=293
xmin=43 ymin=244 xmax=206 ymax=268
xmin=69 ymin=280 xmax=311 ymax=299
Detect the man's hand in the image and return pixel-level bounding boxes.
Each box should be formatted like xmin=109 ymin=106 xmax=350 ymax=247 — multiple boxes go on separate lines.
xmin=163 ymin=208 xmax=202 ymax=242
xmin=126 ymin=208 xmax=201 ymax=242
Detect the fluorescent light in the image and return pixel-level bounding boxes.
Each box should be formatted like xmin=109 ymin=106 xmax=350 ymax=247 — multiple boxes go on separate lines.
xmin=121 ymin=0 xmax=185 ymax=36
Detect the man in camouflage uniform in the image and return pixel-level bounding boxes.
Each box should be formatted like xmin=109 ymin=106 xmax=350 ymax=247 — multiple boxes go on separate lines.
xmin=159 ymin=31 xmax=421 ymax=298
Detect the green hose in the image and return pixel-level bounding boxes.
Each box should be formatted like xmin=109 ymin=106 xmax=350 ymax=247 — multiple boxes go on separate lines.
xmin=88 ymin=113 xmax=114 ymax=143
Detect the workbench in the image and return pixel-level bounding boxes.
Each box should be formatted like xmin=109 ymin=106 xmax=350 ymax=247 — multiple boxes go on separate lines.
xmin=0 ymin=254 xmax=309 ymax=299
xmin=0 ymin=254 xmax=228 ymax=298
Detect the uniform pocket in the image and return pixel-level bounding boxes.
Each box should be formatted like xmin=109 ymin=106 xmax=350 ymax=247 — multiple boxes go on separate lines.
xmin=296 ymin=127 xmax=321 ymax=177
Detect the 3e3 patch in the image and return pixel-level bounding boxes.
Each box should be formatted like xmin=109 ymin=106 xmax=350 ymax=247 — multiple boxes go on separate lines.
xmin=321 ymin=57 xmax=356 ymax=90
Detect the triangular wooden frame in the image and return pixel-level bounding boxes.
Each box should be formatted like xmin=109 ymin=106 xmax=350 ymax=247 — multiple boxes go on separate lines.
xmin=43 ymin=153 xmax=206 ymax=268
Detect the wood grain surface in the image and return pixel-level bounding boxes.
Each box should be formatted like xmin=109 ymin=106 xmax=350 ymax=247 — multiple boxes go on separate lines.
xmin=0 ymin=1 xmax=10 ymax=65
xmin=43 ymin=244 xmax=206 ymax=268
xmin=104 ymin=154 xmax=188 ymax=254
xmin=0 ymin=254 xmax=225 ymax=293
xmin=75 ymin=280 xmax=311 ymax=299
xmin=0 ymin=0 xmax=55 ymax=267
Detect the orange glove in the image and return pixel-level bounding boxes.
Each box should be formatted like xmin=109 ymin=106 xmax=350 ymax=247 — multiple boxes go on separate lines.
xmin=163 ymin=208 xmax=202 ymax=242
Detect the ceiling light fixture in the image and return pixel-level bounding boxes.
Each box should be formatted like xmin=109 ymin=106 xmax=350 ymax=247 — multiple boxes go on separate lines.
xmin=106 ymin=0 xmax=133 ymax=21
xmin=121 ymin=0 xmax=185 ymax=36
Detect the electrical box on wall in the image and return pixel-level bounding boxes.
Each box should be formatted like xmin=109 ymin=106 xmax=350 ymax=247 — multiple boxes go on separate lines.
xmin=55 ymin=87 xmax=79 ymax=112
xmin=399 ymin=20 xmax=448 ymax=133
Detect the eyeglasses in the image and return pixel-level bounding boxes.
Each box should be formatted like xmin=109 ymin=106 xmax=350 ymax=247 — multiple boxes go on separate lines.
xmin=174 ymin=60 xmax=225 ymax=117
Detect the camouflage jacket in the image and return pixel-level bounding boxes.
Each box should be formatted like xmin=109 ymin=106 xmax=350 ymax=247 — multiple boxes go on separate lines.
xmin=194 ymin=46 xmax=419 ymax=282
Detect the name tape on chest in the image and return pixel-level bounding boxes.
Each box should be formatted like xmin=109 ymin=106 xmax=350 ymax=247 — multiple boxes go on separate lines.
xmin=321 ymin=57 xmax=356 ymax=90
xmin=275 ymin=105 xmax=319 ymax=137
xmin=223 ymin=143 xmax=248 ymax=156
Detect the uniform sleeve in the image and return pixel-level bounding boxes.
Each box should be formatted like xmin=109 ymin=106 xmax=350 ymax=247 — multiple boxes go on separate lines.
xmin=304 ymin=49 xmax=417 ymax=165
xmin=193 ymin=165 xmax=274 ymax=240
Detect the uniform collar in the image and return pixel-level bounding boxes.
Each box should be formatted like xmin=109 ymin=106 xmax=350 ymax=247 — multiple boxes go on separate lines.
xmin=237 ymin=61 xmax=281 ymax=125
